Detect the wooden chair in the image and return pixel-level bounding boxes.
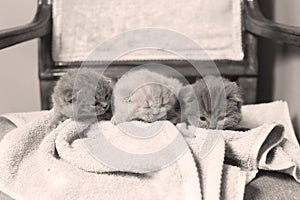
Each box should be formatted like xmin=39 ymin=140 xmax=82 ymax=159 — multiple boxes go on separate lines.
xmin=1 ymin=2 xmax=300 ymax=199
xmin=0 ymin=0 xmax=300 ymax=111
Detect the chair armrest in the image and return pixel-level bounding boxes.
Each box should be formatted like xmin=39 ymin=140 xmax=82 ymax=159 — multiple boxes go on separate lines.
xmin=245 ymin=0 xmax=300 ymax=47
xmin=0 ymin=2 xmax=51 ymax=50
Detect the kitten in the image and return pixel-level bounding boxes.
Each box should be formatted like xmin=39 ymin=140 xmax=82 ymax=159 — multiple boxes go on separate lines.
xmin=49 ymin=68 xmax=113 ymax=130
xmin=180 ymin=75 xmax=243 ymax=130
xmin=111 ymin=69 xmax=183 ymax=124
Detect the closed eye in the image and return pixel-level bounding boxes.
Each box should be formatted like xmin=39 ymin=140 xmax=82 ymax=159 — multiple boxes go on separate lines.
xmin=132 ymin=118 xmax=146 ymax=122
xmin=164 ymin=104 xmax=171 ymax=109
xmin=218 ymin=116 xmax=225 ymax=120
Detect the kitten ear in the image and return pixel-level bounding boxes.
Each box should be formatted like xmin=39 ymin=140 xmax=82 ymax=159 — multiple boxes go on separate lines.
xmin=178 ymin=85 xmax=195 ymax=103
xmin=110 ymin=78 xmax=117 ymax=88
xmin=225 ymin=81 xmax=243 ymax=110
xmin=104 ymin=77 xmax=117 ymax=88
xmin=233 ymin=93 xmax=243 ymax=110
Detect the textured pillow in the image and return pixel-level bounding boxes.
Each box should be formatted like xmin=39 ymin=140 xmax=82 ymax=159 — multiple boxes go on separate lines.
xmin=52 ymin=0 xmax=243 ymax=62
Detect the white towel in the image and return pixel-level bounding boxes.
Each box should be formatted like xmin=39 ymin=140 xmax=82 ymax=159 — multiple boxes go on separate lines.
xmin=0 ymin=113 xmax=201 ymax=200
xmin=0 ymin=101 xmax=299 ymax=200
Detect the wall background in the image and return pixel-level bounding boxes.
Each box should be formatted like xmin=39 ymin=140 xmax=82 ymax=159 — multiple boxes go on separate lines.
xmin=0 ymin=0 xmax=40 ymax=114
xmin=256 ymin=1 xmax=300 ymax=142
xmin=0 ymin=1 xmax=300 ymax=140
xmin=271 ymin=0 xmax=300 ymax=141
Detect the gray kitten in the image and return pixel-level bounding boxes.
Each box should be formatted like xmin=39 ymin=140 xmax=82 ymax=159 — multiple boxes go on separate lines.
xmin=49 ymin=68 xmax=113 ymax=130
xmin=180 ymin=75 xmax=243 ymax=130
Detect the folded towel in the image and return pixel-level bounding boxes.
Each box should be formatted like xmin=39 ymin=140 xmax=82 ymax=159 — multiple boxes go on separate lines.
xmin=240 ymin=101 xmax=298 ymax=146
xmin=57 ymin=120 xmax=241 ymax=200
xmin=177 ymin=122 xmax=294 ymax=199
xmin=0 ymin=112 xmax=201 ymax=200
xmin=221 ymin=165 xmax=246 ymax=200
xmin=177 ymin=100 xmax=300 ymax=198
xmin=186 ymin=129 xmax=227 ymax=200
xmin=222 ymin=123 xmax=285 ymax=182
xmin=52 ymin=0 xmax=243 ymax=61
xmin=239 ymin=101 xmax=300 ymax=183
xmin=0 ymin=101 xmax=299 ymax=200
xmin=56 ymin=120 xmax=192 ymax=173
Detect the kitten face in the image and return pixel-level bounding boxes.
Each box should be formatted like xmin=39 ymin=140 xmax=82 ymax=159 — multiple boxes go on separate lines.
xmin=94 ymin=78 xmax=112 ymax=116
xmin=196 ymin=91 xmax=242 ymax=130
xmin=128 ymin=84 xmax=177 ymax=123
xmin=111 ymin=69 xmax=183 ymax=125
xmin=181 ymin=76 xmax=242 ymax=130
xmin=53 ymin=87 xmax=75 ymax=118
xmin=52 ymin=69 xmax=113 ymax=121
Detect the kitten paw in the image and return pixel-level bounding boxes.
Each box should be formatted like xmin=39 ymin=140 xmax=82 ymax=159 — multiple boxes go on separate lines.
xmin=110 ymin=116 xmax=121 ymax=125
xmin=176 ymin=123 xmax=197 ymax=139
xmin=46 ymin=121 xmax=59 ymax=133
xmin=169 ymin=116 xmax=180 ymax=125
xmin=47 ymin=115 xmax=66 ymax=133
xmin=97 ymin=112 xmax=112 ymax=121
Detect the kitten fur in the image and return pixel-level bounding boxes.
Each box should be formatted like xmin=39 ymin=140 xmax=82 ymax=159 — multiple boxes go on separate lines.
xmin=180 ymin=75 xmax=243 ymax=130
xmin=111 ymin=69 xmax=183 ymax=124
xmin=49 ymin=68 xmax=113 ymax=130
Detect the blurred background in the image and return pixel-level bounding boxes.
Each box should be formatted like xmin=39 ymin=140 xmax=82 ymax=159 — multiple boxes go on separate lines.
xmin=0 ymin=0 xmax=299 ymax=139
xmin=0 ymin=0 xmax=39 ymax=113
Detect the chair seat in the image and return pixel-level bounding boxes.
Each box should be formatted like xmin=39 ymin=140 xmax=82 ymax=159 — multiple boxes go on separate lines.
xmin=245 ymin=171 xmax=300 ymax=200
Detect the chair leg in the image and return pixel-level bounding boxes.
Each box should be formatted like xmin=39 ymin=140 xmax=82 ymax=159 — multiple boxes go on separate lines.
xmin=237 ymin=77 xmax=258 ymax=104
xmin=40 ymin=79 xmax=56 ymax=110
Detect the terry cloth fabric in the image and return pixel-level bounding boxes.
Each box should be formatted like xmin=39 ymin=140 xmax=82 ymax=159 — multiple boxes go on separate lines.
xmin=0 ymin=101 xmax=299 ymax=200
xmin=52 ymin=0 xmax=243 ymax=62
xmin=0 ymin=112 xmax=201 ymax=200
xmin=177 ymin=122 xmax=298 ymax=200
xmin=240 ymin=101 xmax=298 ymax=146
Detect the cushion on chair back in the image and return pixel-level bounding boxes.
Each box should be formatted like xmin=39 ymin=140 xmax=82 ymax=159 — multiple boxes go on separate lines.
xmin=52 ymin=0 xmax=243 ymax=62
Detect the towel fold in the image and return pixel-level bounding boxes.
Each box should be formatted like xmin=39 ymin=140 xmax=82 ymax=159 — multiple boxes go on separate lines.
xmin=187 ymin=130 xmax=226 ymax=200
xmin=0 ymin=101 xmax=299 ymax=200
xmin=221 ymin=165 xmax=246 ymax=200
xmin=55 ymin=120 xmax=193 ymax=174
xmin=240 ymin=101 xmax=298 ymax=145
xmin=222 ymin=123 xmax=285 ymax=182
xmin=0 ymin=112 xmax=201 ymax=200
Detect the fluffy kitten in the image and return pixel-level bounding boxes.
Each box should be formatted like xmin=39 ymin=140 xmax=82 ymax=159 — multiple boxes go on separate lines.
xmin=111 ymin=69 xmax=183 ymax=124
xmin=180 ymin=75 xmax=243 ymax=130
xmin=49 ymin=68 xmax=113 ymax=130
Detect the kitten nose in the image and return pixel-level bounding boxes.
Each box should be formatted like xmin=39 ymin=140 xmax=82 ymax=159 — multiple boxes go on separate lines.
xmin=152 ymin=108 xmax=160 ymax=115
xmin=151 ymin=105 xmax=160 ymax=115
xmin=101 ymin=102 xmax=108 ymax=108
xmin=209 ymin=121 xmax=218 ymax=129
xmin=209 ymin=124 xmax=217 ymax=129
